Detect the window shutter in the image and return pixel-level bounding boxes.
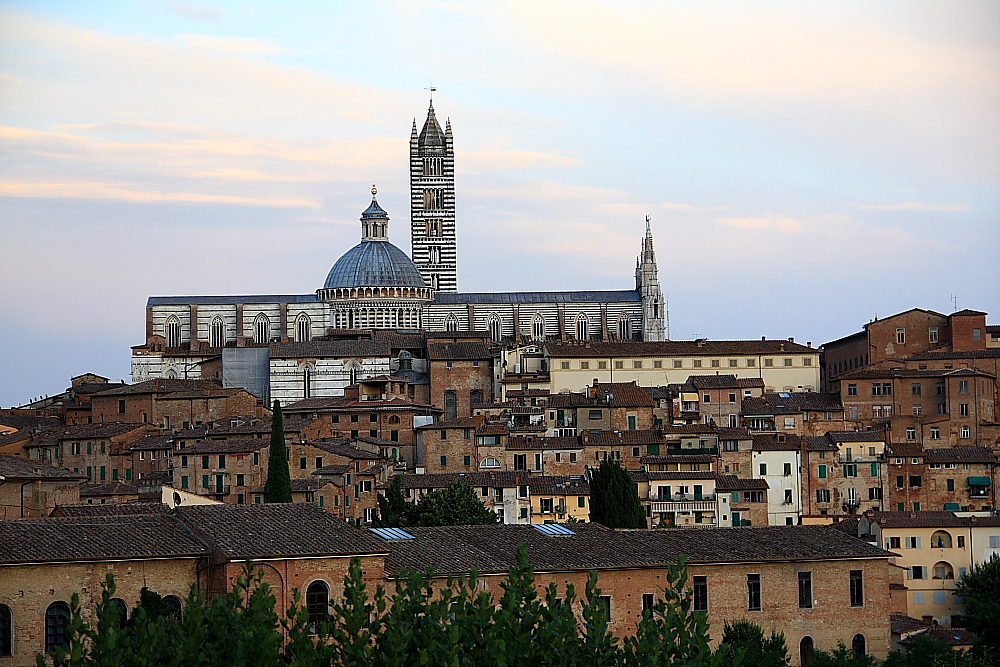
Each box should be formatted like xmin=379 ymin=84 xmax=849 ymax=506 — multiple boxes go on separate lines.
xmin=922 ymin=566 xmax=928 ymax=579
xmin=907 ymin=567 xmax=913 ymax=580
xmin=916 ymin=537 xmax=922 ymax=548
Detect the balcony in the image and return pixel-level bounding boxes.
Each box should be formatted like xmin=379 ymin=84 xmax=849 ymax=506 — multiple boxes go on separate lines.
xmin=509 ymin=421 xmax=547 ymax=433
xmin=650 ymin=500 xmax=717 ymax=513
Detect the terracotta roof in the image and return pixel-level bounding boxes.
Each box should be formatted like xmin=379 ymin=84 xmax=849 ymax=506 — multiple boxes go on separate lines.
xmin=716 ymin=475 xmax=769 ymax=491
xmin=527 ymin=476 xmax=590 ymax=495
xmin=160 ymin=388 xmax=244 ymax=400
xmin=923 ymin=447 xmax=996 ymax=464
xmin=270 ymin=340 xmax=391 ymax=359
xmin=0 ymin=415 xmax=63 ymax=431
xmin=908 ymin=349 xmax=1000 ymax=360
xmin=381 ymin=523 xmax=892 ymax=577
xmin=869 ymin=511 xmax=1000 ymax=529
xmin=416 ymin=416 xmax=484 ymax=430
xmin=906 ymin=627 xmax=978 ymax=646
xmin=951 ymin=309 xmax=988 ymax=317
xmin=803 ymin=436 xmax=839 ymax=452
xmin=827 ymin=431 xmax=886 ymax=443
xmin=742 ymin=393 xmax=842 ymax=416
xmin=887 ymin=443 xmax=924 ymax=458
xmin=580 ymin=429 xmax=665 ymax=446
xmin=251 ymin=478 xmax=326 ymax=493
xmin=79 ymin=483 xmax=139 ymax=497
xmin=660 ymin=424 xmax=718 ymax=436
xmin=838 ymin=368 xmax=994 ymax=380
xmin=180 ymin=439 xmax=269 ymax=454
xmin=129 ymin=435 xmax=174 ymax=451
xmin=174 ymin=503 xmax=387 ymax=559
xmin=91 ymin=379 xmax=220 ymax=397
xmin=506 ymin=436 xmax=580 ymax=451
xmin=309 ymin=440 xmax=384 ymax=460
xmin=52 ymin=503 xmax=170 ymax=517
xmin=0 ymin=514 xmax=209 ymax=564
xmin=828 ymin=516 xmax=861 ymax=535
xmin=752 ymin=434 xmax=805 ymax=451
xmin=640 ymin=455 xmax=715 ymax=464
xmin=395 ymin=471 xmax=524 ymax=489
xmin=427 ymin=341 xmax=492 ymax=360
xmin=0 ymin=455 xmax=87 ymax=481
xmin=506 ymin=389 xmax=550 ymax=398
xmin=590 ymin=382 xmax=655 ymax=407
xmin=686 ymin=375 xmax=765 ymax=390
xmin=477 ymin=423 xmax=510 ymax=436
xmin=716 ymin=427 xmax=752 ymax=440
xmin=312 ymin=464 xmax=350 ymax=476
xmin=546 ymin=340 xmax=817 ymax=359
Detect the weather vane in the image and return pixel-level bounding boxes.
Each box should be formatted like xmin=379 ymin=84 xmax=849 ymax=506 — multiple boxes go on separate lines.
xmin=425 ymin=80 xmax=436 ymax=102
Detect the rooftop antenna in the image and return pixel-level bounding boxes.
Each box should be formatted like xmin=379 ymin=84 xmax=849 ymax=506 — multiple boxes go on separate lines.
xmin=950 ymin=294 xmax=958 ymax=312
xmin=424 ymin=80 xmax=436 ymax=103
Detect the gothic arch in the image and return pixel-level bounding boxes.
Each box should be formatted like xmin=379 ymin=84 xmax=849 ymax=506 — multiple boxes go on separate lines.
xmin=445 ymin=313 xmax=459 ymax=332
xmin=575 ymin=314 xmax=590 ymax=341
xmin=295 ymin=313 xmax=312 ymax=342
xmin=488 ymin=313 xmax=502 ymax=342
xmin=210 ymin=317 xmax=225 ymax=348
xmin=300 ymin=362 xmax=316 ymax=399
xmin=254 ymin=314 xmax=270 ymax=345
xmin=617 ymin=314 xmax=630 ymax=340
xmin=532 ymin=314 xmax=545 ymax=341
xmin=165 ymin=316 xmax=181 ymax=348
xmin=345 ymin=360 xmax=361 ymax=386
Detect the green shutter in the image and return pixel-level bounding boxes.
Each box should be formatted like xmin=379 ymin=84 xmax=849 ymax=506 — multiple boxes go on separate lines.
xmin=947 ymin=479 xmax=955 ymax=492
xmin=870 ymin=463 xmax=878 ymax=477
xmin=181 ymin=476 xmax=189 ymax=489
xmin=647 ymin=443 xmax=660 ymax=455
xmin=732 ymin=492 xmax=740 ymax=503
xmin=818 ymin=465 xmax=827 ymax=479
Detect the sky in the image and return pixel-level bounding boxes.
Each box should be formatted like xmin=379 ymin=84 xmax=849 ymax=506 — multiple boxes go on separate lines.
xmin=1 ymin=1 xmax=998 ymax=407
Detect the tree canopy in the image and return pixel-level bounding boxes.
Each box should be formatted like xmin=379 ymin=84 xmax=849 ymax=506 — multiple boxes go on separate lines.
xmin=954 ymin=553 xmax=1000 ymax=650
xmin=717 ymin=619 xmax=789 ymax=667
xmin=374 ymin=478 xmax=497 ymax=527
xmin=262 ymin=400 xmax=291 ymax=503
xmin=588 ymin=459 xmax=647 ymax=529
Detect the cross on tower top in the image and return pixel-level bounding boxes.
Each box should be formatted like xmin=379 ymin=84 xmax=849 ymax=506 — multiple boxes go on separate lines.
xmin=424 ymin=80 xmax=436 ymax=103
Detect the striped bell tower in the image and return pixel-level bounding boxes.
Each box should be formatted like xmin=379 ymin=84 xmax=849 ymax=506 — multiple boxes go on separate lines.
xmin=409 ymin=100 xmax=457 ymax=292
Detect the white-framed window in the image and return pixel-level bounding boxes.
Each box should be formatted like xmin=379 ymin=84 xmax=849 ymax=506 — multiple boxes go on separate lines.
xmin=295 ymin=313 xmax=311 ymax=342
xmin=210 ymin=317 xmax=225 ymax=348
xmin=576 ymin=314 xmax=589 ymax=341
xmin=532 ymin=315 xmax=545 ymax=341
xmin=364 ymin=508 xmax=376 ymax=523
xmin=165 ymin=316 xmax=181 ymax=348
xmin=445 ymin=314 xmax=459 ymax=332
xmin=303 ymin=365 xmax=313 ymax=399
xmin=961 ymin=426 xmax=971 ymax=438
xmin=617 ymin=316 xmax=630 ymax=340
xmin=254 ymin=314 xmax=270 ymax=345
xmin=481 ymin=458 xmax=500 ymax=468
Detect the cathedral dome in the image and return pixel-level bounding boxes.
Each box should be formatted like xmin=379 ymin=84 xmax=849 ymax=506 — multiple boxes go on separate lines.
xmin=323 ymin=186 xmax=427 ymax=289
xmin=324 ymin=241 xmax=426 ymax=289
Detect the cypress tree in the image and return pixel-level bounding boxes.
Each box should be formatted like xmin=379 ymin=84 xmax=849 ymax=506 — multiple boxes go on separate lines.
xmin=588 ymin=459 xmax=646 ymax=529
xmin=262 ymin=400 xmax=292 ymax=503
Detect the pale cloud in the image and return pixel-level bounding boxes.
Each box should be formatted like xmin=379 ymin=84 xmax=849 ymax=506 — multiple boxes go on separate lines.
xmin=719 ymin=213 xmax=804 ymax=233
xmin=458 ymin=148 xmax=581 ymax=171
xmin=177 ymin=34 xmax=289 ymax=55
xmin=166 ymin=1 xmax=223 ymax=22
xmin=853 ymin=202 xmax=970 ymax=212
xmin=0 ymin=181 xmax=320 ymax=208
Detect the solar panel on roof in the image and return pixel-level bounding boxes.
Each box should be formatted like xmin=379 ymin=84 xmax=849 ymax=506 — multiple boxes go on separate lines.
xmin=779 ymin=392 xmax=791 ymax=398
xmin=532 ymin=523 xmax=575 ymax=536
xmin=369 ymin=527 xmax=415 ymax=540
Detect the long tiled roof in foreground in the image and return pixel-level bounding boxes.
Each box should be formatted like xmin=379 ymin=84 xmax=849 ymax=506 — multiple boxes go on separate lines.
xmin=380 ymin=523 xmax=893 ymax=576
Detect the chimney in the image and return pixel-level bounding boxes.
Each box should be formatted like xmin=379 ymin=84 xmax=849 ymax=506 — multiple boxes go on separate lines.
xmin=761 ymin=336 xmax=766 ymax=341
xmin=970 ymin=515 xmax=978 ymax=524
xmin=788 ymin=337 xmax=794 ymax=343
xmin=807 ymin=342 xmax=812 ymax=348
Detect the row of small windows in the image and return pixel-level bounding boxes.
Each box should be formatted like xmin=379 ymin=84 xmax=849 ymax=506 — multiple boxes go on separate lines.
xmin=164 ymin=313 xmax=313 ymax=348
xmin=0 ymin=597 xmax=182 ymax=656
xmin=555 ymin=357 xmax=812 ymax=370
xmin=443 ymin=313 xmax=633 ymax=341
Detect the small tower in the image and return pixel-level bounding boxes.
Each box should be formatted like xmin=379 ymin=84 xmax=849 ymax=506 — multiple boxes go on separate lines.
xmin=637 ymin=216 xmax=665 ymax=341
xmin=361 ymin=184 xmax=390 ymax=241
xmin=409 ymin=99 xmax=458 ymax=292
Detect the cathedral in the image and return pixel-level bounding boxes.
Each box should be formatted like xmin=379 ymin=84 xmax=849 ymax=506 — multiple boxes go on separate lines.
xmin=131 ymin=102 xmax=665 ymax=397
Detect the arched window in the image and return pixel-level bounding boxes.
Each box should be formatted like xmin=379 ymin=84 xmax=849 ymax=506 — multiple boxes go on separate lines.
xmin=933 ymin=561 xmax=954 ymax=580
xmin=532 ymin=315 xmax=545 ymax=341
xmin=165 ymin=316 xmax=181 ymax=348
xmin=165 ymin=368 xmax=178 ymax=380
xmin=576 ymin=315 xmax=589 ymax=341
xmin=45 ymin=602 xmax=70 ymax=653
xmin=617 ymin=315 xmax=630 ymax=340
xmin=303 ymin=366 xmax=312 ymax=399
xmin=445 ymin=314 xmax=459 ymax=332
xmin=306 ymin=581 xmax=329 ymax=632
xmin=210 ymin=317 xmax=225 ymax=348
xmin=387 ymin=415 xmax=400 ymax=425
xmin=852 ymin=634 xmax=866 ymax=658
xmin=799 ymin=637 xmax=813 ymax=666
xmin=481 ymin=458 xmax=500 ymax=468
xmin=346 ymin=362 xmax=360 ymax=386
xmin=931 ymin=531 xmax=953 ymax=549
xmin=295 ymin=313 xmax=311 ymax=342
xmin=471 ymin=389 xmax=483 ymax=406
xmin=254 ymin=314 xmax=270 ymax=345
xmin=0 ymin=604 xmax=11 ymax=657
xmin=488 ymin=314 xmax=502 ymax=342
xmin=163 ymin=596 xmax=182 ymax=619
xmin=108 ymin=599 xmax=128 ymax=628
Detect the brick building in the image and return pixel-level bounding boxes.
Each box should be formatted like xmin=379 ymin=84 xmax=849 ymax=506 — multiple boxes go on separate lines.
xmin=427 ymin=340 xmax=493 ymax=420
xmin=380 ymin=522 xmax=895 ymax=665
xmin=741 ymin=392 xmax=845 ymax=436
xmin=0 ymin=455 xmax=84 ymax=520
xmin=670 ymin=375 xmax=765 ymax=428
xmin=88 ymin=379 xmax=263 ymax=427
xmin=802 ymin=432 xmax=888 ymax=519
xmin=885 ymin=444 xmax=996 ymax=512
xmin=18 ymin=423 xmax=150 ymax=484
xmin=716 ymin=475 xmax=770 ymax=527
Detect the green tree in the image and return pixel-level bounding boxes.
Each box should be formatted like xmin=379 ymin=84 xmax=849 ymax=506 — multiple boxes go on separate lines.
xmin=717 ymin=619 xmax=789 ymax=667
xmin=588 ymin=459 xmax=646 ymax=529
xmin=412 ymin=479 xmax=498 ymax=526
xmin=262 ymin=400 xmax=291 ymax=503
xmin=373 ymin=475 xmax=416 ymax=528
xmin=809 ymin=642 xmax=878 ymax=667
xmin=954 ymin=553 xmax=1000 ymax=650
